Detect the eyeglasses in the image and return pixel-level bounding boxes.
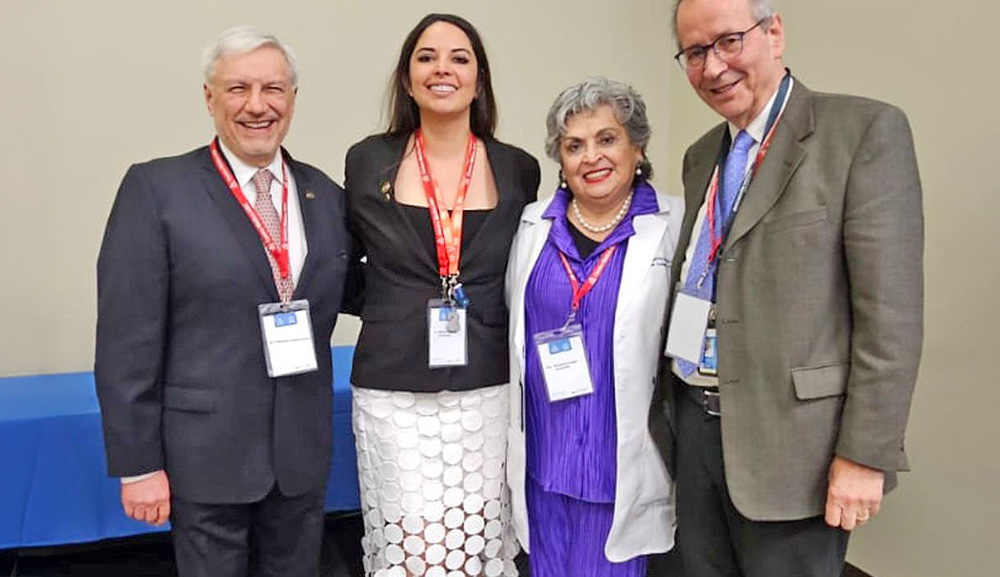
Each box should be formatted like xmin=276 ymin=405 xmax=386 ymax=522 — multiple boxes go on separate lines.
xmin=674 ymin=19 xmax=768 ymax=71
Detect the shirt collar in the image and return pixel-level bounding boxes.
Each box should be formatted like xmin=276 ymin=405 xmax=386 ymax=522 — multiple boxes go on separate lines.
xmin=542 ymin=181 xmax=660 ymax=262
xmin=541 ymin=182 xmax=659 ymax=220
xmin=216 ymin=139 xmax=284 ymax=190
xmin=727 ymin=74 xmax=795 ymax=145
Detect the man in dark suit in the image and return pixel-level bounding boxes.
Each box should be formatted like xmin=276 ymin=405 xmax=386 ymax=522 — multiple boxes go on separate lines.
xmin=654 ymin=1 xmax=923 ymax=575
xmin=95 ymin=26 xmax=351 ymax=577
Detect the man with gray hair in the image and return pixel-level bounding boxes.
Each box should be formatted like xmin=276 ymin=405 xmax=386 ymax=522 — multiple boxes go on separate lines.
xmin=95 ymin=26 xmax=351 ymax=577
xmin=653 ymin=0 xmax=923 ymax=575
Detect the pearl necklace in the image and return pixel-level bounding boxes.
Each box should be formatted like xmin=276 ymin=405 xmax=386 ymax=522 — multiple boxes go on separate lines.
xmin=571 ymin=191 xmax=634 ymax=233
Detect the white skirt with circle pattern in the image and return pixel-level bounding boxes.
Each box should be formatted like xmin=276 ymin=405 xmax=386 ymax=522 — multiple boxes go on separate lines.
xmin=352 ymin=384 xmax=519 ymax=577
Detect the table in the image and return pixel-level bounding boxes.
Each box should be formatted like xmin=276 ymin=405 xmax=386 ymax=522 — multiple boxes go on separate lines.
xmin=0 ymin=347 xmax=359 ymax=550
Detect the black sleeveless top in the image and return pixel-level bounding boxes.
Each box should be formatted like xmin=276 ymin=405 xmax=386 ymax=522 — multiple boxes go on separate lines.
xmin=567 ymin=220 xmax=601 ymax=259
xmin=399 ymin=205 xmax=491 ymax=264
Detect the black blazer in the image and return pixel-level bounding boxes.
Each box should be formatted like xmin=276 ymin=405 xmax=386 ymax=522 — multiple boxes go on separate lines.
xmin=345 ymin=133 xmax=540 ymax=392
xmin=95 ymin=145 xmax=351 ymax=503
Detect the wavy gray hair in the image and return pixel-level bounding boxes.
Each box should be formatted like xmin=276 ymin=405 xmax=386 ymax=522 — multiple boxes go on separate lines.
xmin=544 ymin=76 xmax=653 ymax=179
xmin=672 ymin=0 xmax=777 ymax=46
xmin=202 ymin=25 xmax=299 ymax=87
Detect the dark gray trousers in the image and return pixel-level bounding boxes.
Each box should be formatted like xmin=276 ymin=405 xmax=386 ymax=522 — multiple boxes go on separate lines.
xmin=169 ymin=484 xmax=325 ymax=577
xmin=674 ymin=389 xmax=849 ymax=577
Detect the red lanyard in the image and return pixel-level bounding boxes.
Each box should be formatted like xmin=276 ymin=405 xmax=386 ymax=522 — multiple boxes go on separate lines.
xmin=209 ymin=139 xmax=290 ymax=279
xmin=557 ymin=246 xmax=618 ymax=313
xmin=414 ymin=129 xmax=477 ymax=278
xmin=704 ymin=109 xmax=785 ymax=265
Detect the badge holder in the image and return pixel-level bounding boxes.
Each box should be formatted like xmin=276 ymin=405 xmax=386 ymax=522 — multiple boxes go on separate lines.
xmin=698 ymin=327 xmax=718 ymax=376
xmin=427 ymin=299 xmax=468 ymax=368
xmin=533 ymin=318 xmax=594 ymax=403
xmin=664 ymin=285 xmax=712 ymax=364
xmin=664 ymin=282 xmax=721 ymax=376
xmin=427 ymin=277 xmax=470 ymax=368
xmin=258 ymin=299 xmax=318 ymax=377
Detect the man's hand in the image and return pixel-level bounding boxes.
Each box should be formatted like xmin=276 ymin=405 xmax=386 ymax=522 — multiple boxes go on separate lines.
xmin=121 ymin=470 xmax=171 ymax=526
xmin=824 ymin=455 xmax=884 ymax=531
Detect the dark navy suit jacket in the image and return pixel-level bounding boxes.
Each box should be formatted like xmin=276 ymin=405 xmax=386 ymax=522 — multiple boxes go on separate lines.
xmin=96 ymin=144 xmax=350 ymax=504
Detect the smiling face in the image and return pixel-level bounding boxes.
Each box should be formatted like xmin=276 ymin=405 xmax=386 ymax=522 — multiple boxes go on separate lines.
xmin=676 ymin=0 xmax=785 ymax=129
xmin=204 ymin=45 xmax=296 ymax=167
xmin=407 ymin=21 xmax=479 ymax=123
xmin=559 ymin=105 xmax=644 ymax=210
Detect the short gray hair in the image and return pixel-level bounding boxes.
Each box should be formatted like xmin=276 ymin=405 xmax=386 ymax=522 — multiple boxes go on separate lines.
xmin=671 ymin=0 xmax=777 ymax=46
xmin=202 ymin=25 xmax=299 ymax=86
xmin=545 ymin=76 xmax=653 ymax=178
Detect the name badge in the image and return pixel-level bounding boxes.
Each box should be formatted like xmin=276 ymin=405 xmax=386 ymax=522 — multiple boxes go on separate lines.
xmin=258 ymin=299 xmax=318 ymax=377
xmin=664 ymin=288 xmax=712 ymax=364
xmin=428 ymin=299 xmax=468 ymax=368
xmin=699 ymin=327 xmax=718 ymax=376
xmin=533 ymin=324 xmax=593 ymax=402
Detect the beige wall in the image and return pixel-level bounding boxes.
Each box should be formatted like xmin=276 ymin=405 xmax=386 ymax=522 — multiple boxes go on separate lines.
xmin=0 ymin=0 xmax=675 ymax=371
xmin=1 ymin=0 xmax=997 ymax=575
xmin=664 ymin=1 xmax=1000 ymax=576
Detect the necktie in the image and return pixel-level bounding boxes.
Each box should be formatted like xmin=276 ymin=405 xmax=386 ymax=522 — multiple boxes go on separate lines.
xmin=677 ymin=130 xmax=754 ymax=377
xmin=718 ymin=130 xmax=755 ymax=235
xmin=252 ymin=168 xmax=294 ymax=302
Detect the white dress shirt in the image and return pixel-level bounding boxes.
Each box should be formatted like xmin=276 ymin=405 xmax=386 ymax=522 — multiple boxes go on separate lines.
xmin=217 ymin=140 xmax=308 ymax=283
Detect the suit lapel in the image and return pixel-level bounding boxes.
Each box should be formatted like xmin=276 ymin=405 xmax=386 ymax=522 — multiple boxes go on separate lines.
xmin=199 ymin=150 xmax=279 ymax=300
xmin=368 ymin=136 xmax=519 ymax=277
xmin=383 ymin=134 xmax=439 ymax=273
xmin=672 ymin=125 xmax=725 ymax=290
xmin=460 ymin=139 xmax=512 ymax=267
xmin=287 ymin=152 xmax=321 ymax=298
xmin=511 ymin=204 xmax=553 ymax=379
xmin=617 ymin=208 xmax=669 ymax=315
xmin=725 ymin=82 xmax=814 ymax=251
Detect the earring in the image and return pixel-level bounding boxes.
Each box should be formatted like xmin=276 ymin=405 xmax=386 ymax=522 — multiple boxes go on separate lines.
xmin=635 ymin=164 xmax=643 ymax=178
xmin=558 ymin=170 xmax=568 ymax=190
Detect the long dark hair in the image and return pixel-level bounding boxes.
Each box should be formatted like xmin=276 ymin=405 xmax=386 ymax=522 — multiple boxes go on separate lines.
xmin=386 ymin=13 xmax=497 ymax=139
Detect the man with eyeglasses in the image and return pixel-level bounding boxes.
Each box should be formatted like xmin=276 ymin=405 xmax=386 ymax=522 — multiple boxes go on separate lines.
xmin=653 ymin=0 xmax=923 ymax=575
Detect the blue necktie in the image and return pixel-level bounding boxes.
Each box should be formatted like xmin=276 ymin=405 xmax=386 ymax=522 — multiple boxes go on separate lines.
xmin=677 ymin=130 xmax=754 ymax=377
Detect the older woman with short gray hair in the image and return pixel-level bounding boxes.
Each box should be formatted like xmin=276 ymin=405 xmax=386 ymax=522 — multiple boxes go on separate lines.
xmin=505 ymin=76 xmax=682 ymax=577
xmin=544 ymin=76 xmax=653 ymax=179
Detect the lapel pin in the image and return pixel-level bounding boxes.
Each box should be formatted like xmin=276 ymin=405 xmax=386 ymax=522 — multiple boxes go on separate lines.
xmin=305 ymin=190 xmax=315 ymax=200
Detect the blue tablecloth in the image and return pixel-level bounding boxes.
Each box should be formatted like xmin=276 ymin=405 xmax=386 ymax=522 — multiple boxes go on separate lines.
xmin=0 ymin=347 xmax=359 ymax=550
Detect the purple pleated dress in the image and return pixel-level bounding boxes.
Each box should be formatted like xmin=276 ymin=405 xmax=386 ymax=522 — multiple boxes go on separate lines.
xmin=522 ymin=183 xmax=659 ymax=577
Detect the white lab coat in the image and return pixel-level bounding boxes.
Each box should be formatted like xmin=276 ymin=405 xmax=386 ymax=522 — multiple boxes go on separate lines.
xmin=504 ymin=190 xmax=682 ymax=561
